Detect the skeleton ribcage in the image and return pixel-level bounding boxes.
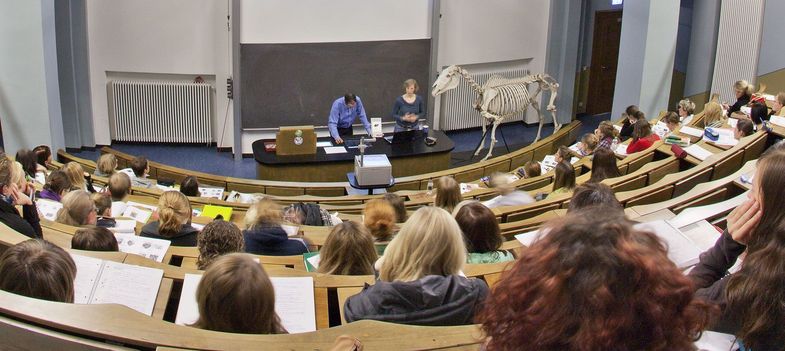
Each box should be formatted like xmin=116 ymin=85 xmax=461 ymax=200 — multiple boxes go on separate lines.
xmin=486 ymin=84 xmax=532 ymax=117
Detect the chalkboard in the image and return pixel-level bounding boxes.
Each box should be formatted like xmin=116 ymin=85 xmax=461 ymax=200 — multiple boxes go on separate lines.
xmin=240 ymin=39 xmax=430 ymax=129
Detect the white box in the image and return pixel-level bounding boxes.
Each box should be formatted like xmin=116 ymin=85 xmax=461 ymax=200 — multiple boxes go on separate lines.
xmin=355 ymin=154 xmax=392 ymax=186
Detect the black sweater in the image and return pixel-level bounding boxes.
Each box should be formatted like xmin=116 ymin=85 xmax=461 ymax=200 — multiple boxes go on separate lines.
xmin=0 ymin=200 xmax=42 ymax=239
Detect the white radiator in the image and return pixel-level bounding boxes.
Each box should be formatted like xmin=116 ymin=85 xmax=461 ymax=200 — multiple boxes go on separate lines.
xmin=710 ymin=0 xmax=765 ymax=103
xmin=439 ymin=67 xmax=530 ymax=131
xmin=109 ymin=81 xmax=213 ymax=143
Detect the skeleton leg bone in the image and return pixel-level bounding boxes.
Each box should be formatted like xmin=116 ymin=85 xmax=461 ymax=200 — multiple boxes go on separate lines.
xmin=474 ymin=117 xmax=489 ymax=156
xmin=482 ymin=116 xmax=502 ymax=162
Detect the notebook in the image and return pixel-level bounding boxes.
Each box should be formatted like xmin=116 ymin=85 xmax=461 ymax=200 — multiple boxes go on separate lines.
xmin=201 ymin=204 xmax=233 ymax=220
xmin=633 ymin=220 xmax=704 ymax=268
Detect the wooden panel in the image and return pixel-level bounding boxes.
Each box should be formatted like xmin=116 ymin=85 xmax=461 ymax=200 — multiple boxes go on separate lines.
xmin=453 ymin=168 xmax=484 ymax=183
xmin=483 ymin=159 xmax=512 ymax=176
xmin=519 ymin=176 xmax=552 ymax=191
xmin=337 ymin=287 xmax=364 ymax=325
xmin=625 ymin=186 xmax=674 ymax=207
xmin=532 ymin=144 xmax=551 ymax=161
xmin=305 ymin=187 xmax=347 ymax=197
xmin=264 ymin=186 xmax=306 ymax=196
xmin=509 ymin=151 xmax=533 ymax=170
xmin=505 ymin=203 xmax=561 ymax=223
xmin=711 ymin=151 xmax=744 ymax=180
xmin=226 ymin=182 xmax=266 ymax=194
xmin=314 ymin=288 xmax=330 ymax=330
xmin=626 ymin=152 xmax=654 ymax=173
xmin=388 ymin=180 xmax=421 ymax=192
xmin=152 ymin=278 xmax=173 ymax=320
xmin=0 ymin=316 xmax=134 ymax=351
xmin=672 ymin=188 xmax=728 ymax=214
xmin=647 ymin=158 xmax=679 ymax=184
xmin=611 ymin=175 xmax=647 ymax=193
xmin=673 ymin=167 xmax=713 ymax=197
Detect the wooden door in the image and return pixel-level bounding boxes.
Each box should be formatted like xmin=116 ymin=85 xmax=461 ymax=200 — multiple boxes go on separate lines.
xmin=586 ymin=10 xmax=623 ymax=115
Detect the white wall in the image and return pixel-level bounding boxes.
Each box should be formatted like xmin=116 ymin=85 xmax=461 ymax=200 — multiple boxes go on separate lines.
xmin=85 ymin=0 xmax=232 ymax=147
xmin=240 ymin=0 xmax=431 ymax=43
xmin=758 ymin=0 xmax=785 ymax=76
xmin=435 ymin=0 xmax=551 ymax=124
xmin=0 ymin=0 xmax=64 ymax=153
xmin=684 ymin=0 xmax=720 ymax=96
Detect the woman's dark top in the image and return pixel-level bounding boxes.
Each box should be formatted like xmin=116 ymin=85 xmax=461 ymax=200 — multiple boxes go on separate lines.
xmin=140 ymin=221 xmax=199 ymax=246
xmin=727 ymin=94 xmax=751 ymax=115
xmin=243 ymin=224 xmax=308 ymax=256
xmin=0 ymin=199 xmax=42 ymax=239
xmin=392 ymin=95 xmax=425 ymax=130
xmin=619 ymin=119 xmax=634 ymax=141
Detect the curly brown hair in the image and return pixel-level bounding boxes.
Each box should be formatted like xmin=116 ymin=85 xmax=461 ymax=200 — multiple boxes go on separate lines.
xmin=477 ymin=210 xmax=715 ymax=350
xmin=197 ymin=220 xmax=244 ymax=270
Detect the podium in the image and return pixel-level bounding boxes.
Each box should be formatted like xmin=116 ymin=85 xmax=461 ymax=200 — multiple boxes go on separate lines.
xmin=276 ymin=126 xmax=316 ymax=156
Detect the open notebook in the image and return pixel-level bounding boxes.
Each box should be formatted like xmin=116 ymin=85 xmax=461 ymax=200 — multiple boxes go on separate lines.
xmin=634 ymin=220 xmax=705 ymax=269
xmin=71 ymin=254 xmax=163 ymax=316
xmin=175 ymin=273 xmax=316 ymax=333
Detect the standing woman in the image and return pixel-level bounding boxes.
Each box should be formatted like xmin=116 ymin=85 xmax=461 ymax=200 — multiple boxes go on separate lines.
xmin=689 ymin=146 xmax=785 ymax=350
xmin=391 ymin=79 xmax=426 ymax=132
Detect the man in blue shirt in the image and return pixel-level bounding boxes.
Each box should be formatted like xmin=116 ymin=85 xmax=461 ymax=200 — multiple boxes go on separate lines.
xmin=328 ymin=94 xmax=372 ymax=144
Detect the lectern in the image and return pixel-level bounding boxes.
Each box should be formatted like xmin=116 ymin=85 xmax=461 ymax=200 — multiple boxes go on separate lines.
xmin=275 ymin=126 xmax=316 ymax=156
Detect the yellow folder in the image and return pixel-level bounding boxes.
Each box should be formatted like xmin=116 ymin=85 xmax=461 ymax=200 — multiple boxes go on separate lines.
xmin=202 ymin=204 xmax=233 ymax=220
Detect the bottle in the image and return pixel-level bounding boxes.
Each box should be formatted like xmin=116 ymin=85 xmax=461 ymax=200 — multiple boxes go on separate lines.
xmin=611 ymin=138 xmax=619 ymax=151
xmin=426 ymin=179 xmax=434 ymax=193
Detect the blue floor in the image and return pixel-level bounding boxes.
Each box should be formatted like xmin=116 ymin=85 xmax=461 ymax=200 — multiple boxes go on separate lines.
xmin=68 ymin=113 xmax=608 ymax=179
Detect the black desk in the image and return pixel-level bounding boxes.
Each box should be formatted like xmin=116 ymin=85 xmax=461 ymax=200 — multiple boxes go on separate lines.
xmin=252 ymin=130 xmax=454 ymax=182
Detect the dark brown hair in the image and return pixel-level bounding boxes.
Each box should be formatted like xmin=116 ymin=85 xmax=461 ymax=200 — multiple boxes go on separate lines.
xmin=597 ymin=120 xmax=619 ymax=140
xmin=523 ymin=161 xmax=541 ymax=178
xmin=180 ymin=176 xmax=200 ymax=197
xmin=72 ymin=227 xmax=119 ymax=251
xmin=454 ymin=202 xmax=502 ymax=253
xmin=588 ymin=147 xmax=621 ymax=183
xmin=15 ymin=149 xmax=37 ymax=178
xmin=477 ymin=210 xmax=714 ymax=350
xmin=735 ymin=118 xmax=754 ymax=137
xmin=130 ymin=156 xmax=148 ymax=177
xmin=632 ymin=118 xmax=653 ymax=140
xmin=383 ymin=193 xmax=407 ymax=223
xmin=568 ymin=182 xmax=623 ymax=214
xmin=33 ymin=145 xmax=51 ymax=167
xmin=0 ymin=239 xmax=77 ymax=303
xmin=318 ymin=221 xmax=377 ymax=276
xmin=43 ymin=170 xmax=71 ymax=196
xmin=663 ymin=111 xmax=680 ymax=126
xmin=434 ymin=176 xmax=461 ymax=213
xmin=552 ymin=161 xmax=576 ymax=192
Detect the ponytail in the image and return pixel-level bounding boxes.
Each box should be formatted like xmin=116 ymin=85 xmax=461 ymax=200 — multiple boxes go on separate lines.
xmin=156 ymin=191 xmax=191 ymax=238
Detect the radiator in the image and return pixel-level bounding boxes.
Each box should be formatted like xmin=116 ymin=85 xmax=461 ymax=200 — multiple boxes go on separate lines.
xmin=439 ymin=66 xmax=530 ymax=131
xmin=109 ymin=81 xmax=213 ymax=143
xmin=710 ymin=0 xmax=765 ymax=103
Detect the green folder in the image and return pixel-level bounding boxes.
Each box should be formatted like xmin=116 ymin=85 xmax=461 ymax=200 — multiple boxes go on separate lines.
xmin=303 ymin=252 xmax=320 ymax=272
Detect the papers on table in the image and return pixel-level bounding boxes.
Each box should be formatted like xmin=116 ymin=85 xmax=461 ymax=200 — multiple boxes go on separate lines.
xmin=568 ymin=142 xmax=581 ymax=153
xmin=122 ymin=205 xmax=153 ymax=224
xmin=684 ymin=144 xmax=713 ymax=161
xmin=176 ymin=273 xmax=317 ymax=333
xmin=727 ymin=117 xmax=738 ymax=128
xmin=323 ymin=146 xmax=347 ymax=154
xmin=540 ymin=155 xmax=559 ymax=173
xmin=634 ymin=220 xmax=704 ymax=269
xmin=280 ymin=224 xmax=300 ymax=237
xmin=36 ymin=199 xmax=63 ymax=221
xmin=694 ymin=331 xmax=739 ymax=351
xmin=316 ymin=141 xmax=333 ymax=147
xmin=669 ymin=192 xmax=748 ymax=228
xmin=514 ymin=228 xmax=550 ymax=247
xmin=460 ymin=182 xmax=482 ymax=194
xmin=225 ymin=190 xmax=264 ymax=204
xmin=710 ymin=128 xmax=738 ymax=146
xmin=679 ymin=220 xmax=722 ymax=253
xmin=679 ymin=126 xmax=704 ymax=138
xmin=118 ymin=168 xmax=136 ymax=178
xmin=107 ymin=218 xmax=137 ymax=234
xmin=198 ymin=187 xmax=224 ymax=200
xmin=155 ymin=184 xmax=175 ymax=192
xmin=71 ymin=254 xmax=163 ymax=316
xmin=614 ymin=143 xmax=628 ymax=156
xmin=770 ymin=115 xmax=785 ymax=127
xmin=653 ymin=121 xmax=670 ymax=139
xmin=114 ymin=233 xmax=171 ymax=262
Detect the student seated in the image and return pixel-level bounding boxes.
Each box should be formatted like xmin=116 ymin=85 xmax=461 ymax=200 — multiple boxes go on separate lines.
xmin=129 ymin=156 xmax=154 ymax=188
xmin=317 ymin=221 xmax=377 ymax=276
xmin=619 ymin=105 xmax=641 ymax=141
xmin=575 ymin=133 xmax=599 ymax=157
xmin=282 ymin=202 xmax=339 ymax=226
xmin=454 ymin=202 xmax=514 ymax=264
xmin=382 ymin=193 xmax=407 ymax=223
xmin=0 ymin=157 xmax=42 ymax=238
xmin=72 ymin=227 xmax=119 ymax=251
xmin=180 ymin=175 xmax=199 ymax=197
xmin=700 ymin=101 xmax=726 ymax=129
xmin=39 ymin=170 xmax=70 ymax=202
xmin=595 ymin=120 xmax=620 ymax=150
xmin=345 ymin=207 xmax=488 ymax=326
xmin=625 ymin=118 xmax=660 ymax=154
xmin=197 ymin=219 xmax=244 ymax=270
xmin=192 ymin=253 xmax=286 ymax=334
xmin=567 ymin=182 xmax=624 ymax=215
xmin=434 ymin=176 xmax=461 ymax=213
xmin=63 ymin=162 xmax=96 ymax=193
xmin=546 ymin=161 xmax=576 ymax=199
xmin=362 ymin=199 xmax=396 ymax=254
xmin=768 ymin=92 xmax=784 ymax=118
xmin=722 ymin=79 xmax=752 ymax=116
xmin=15 ymin=149 xmax=43 ymax=178
xmin=0 ymin=239 xmax=76 ymax=303
xmin=678 ymin=98 xmax=696 ymax=124
xmin=554 ymin=145 xmax=573 ymax=164
xmin=33 ymin=145 xmax=52 ymax=169
xmin=688 ymin=145 xmax=785 ymax=350
xmin=476 ymin=209 xmax=713 ymax=350
xmin=519 ymin=160 xmax=541 ymax=178
xmin=587 ymin=147 xmax=621 ymax=184
xmin=482 ymin=172 xmax=534 ymax=209
xmin=660 ymin=111 xmax=681 ymax=137
xmin=94 ymin=154 xmax=117 ymax=177
xmin=141 ymin=191 xmax=198 ymax=246
xmin=244 ymin=199 xmax=308 ymax=256
xmin=734 ymin=118 xmax=754 ymax=139
xmin=108 ymin=172 xmax=131 ymax=202
xmin=749 ymin=101 xmax=769 ymax=126
xmin=55 ymin=190 xmax=98 ymax=227
xmin=91 ymin=193 xmax=112 ymax=217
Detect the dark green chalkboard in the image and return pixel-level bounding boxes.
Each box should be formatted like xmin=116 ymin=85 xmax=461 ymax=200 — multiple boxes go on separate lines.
xmin=240 ymin=39 xmax=430 ymax=129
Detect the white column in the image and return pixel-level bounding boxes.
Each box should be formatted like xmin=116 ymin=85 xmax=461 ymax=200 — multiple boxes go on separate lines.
xmin=710 ymin=0 xmax=765 ymax=103
xmin=611 ymin=0 xmax=680 ymax=120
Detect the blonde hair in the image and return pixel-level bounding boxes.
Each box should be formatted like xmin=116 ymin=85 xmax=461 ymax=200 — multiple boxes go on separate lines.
xmin=96 ymin=154 xmax=117 ymax=176
xmin=91 ymin=193 xmax=112 ymax=217
xmin=581 ymin=133 xmax=599 ymax=152
xmin=734 ymin=80 xmax=753 ymax=96
xmin=362 ymin=199 xmax=396 ymax=242
xmin=193 ymin=253 xmax=285 ymax=334
xmin=318 ymin=222 xmax=377 ymax=276
xmin=244 ymin=199 xmax=282 ymax=229
xmin=62 ymin=162 xmax=86 ymax=190
xmin=678 ymin=99 xmax=696 ymax=115
xmin=157 ymin=191 xmax=191 ymax=237
xmin=55 ymin=190 xmax=94 ymax=226
xmin=403 ymin=78 xmax=419 ymax=93
xmin=702 ymin=101 xmax=725 ymax=127
xmin=380 ymin=207 xmax=466 ymax=282
xmin=434 ymin=176 xmax=461 ymax=213
xmin=9 ymin=161 xmax=26 ymax=188
xmin=197 ymin=220 xmax=244 ymax=270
